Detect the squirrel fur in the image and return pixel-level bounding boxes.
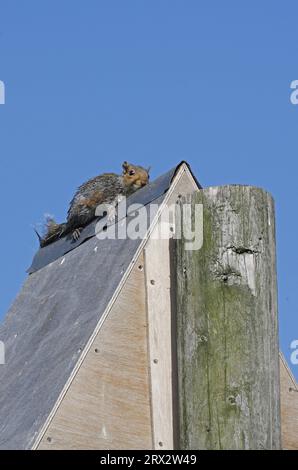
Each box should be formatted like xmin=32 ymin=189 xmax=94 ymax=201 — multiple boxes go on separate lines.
xmin=39 ymin=161 xmax=150 ymax=247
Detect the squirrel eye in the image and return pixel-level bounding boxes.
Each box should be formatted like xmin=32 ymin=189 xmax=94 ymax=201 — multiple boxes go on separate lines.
xmin=129 ymin=169 xmax=135 ymax=176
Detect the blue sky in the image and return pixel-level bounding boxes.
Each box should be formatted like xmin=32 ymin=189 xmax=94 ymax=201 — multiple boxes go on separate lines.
xmin=0 ymin=1 xmax=297 ymax=378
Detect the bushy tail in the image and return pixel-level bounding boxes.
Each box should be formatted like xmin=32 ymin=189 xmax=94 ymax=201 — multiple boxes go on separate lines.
xmin=35 ymin=217 xmax=66 ymax=248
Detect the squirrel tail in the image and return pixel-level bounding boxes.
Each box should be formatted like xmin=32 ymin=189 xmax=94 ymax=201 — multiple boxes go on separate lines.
xmin=37 ymin=217 xmax=66 ymax=248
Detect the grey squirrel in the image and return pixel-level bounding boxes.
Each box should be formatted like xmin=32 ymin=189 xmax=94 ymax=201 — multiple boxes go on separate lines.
xmin=38 ymin=161 xmax=150 ymax=247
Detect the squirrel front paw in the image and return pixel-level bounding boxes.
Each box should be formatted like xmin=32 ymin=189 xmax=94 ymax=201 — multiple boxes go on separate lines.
xmin=72 ymin=227 xmax=83 ymax=242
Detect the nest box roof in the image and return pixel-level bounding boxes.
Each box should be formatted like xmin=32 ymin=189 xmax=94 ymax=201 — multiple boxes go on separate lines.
xmin=0 ymin=162 xmax=200 ymax=449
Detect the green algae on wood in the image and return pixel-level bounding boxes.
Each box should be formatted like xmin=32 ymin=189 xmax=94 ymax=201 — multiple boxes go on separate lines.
xmin=175 ymin=186 xmax=281 ymax=450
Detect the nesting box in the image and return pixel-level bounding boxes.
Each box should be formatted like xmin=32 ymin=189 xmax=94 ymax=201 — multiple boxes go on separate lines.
xmin=0 ymin=161 xmax=297 ymax=450
xmin=0 ymin=162 xmax=199 ymax=449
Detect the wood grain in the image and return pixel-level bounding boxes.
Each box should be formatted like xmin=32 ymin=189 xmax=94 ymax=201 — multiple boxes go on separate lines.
xmin=175 ymin=187 xmax=281 ymax=449
xmin=145 ymin=235 xmax=173 ymax=450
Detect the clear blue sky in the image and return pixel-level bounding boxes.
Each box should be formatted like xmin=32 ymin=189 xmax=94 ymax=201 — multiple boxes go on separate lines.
xmin=0 ymin=1 xmax=297 ymax=378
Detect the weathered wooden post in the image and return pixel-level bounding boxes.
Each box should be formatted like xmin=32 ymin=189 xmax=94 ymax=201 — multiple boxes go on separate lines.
xmin=175 ymin=186 xmax=281 ymax=450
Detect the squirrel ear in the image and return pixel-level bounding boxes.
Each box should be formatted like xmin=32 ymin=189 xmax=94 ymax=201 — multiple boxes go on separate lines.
xmin=122 ymin=161 xmax=129 ymax=172
xmin=146 ymin=166 xmax=151 ymax=174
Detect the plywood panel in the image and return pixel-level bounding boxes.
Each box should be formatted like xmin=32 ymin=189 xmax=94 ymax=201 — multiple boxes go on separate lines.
xmin=145 ymin=235 xmax=173 ymax=450
xmin=38 ymin=253 xmax=153 ymax=450
xmin=280 ymin=354 xmax=298 ymax=450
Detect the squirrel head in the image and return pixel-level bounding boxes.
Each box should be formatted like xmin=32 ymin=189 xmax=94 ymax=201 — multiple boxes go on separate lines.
xmin=122 ymin=161 xmax=150 ymax=189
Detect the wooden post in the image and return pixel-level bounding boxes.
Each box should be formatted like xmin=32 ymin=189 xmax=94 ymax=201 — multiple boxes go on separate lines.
xmin=175 ymin=186 xmax=281 ymax=450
